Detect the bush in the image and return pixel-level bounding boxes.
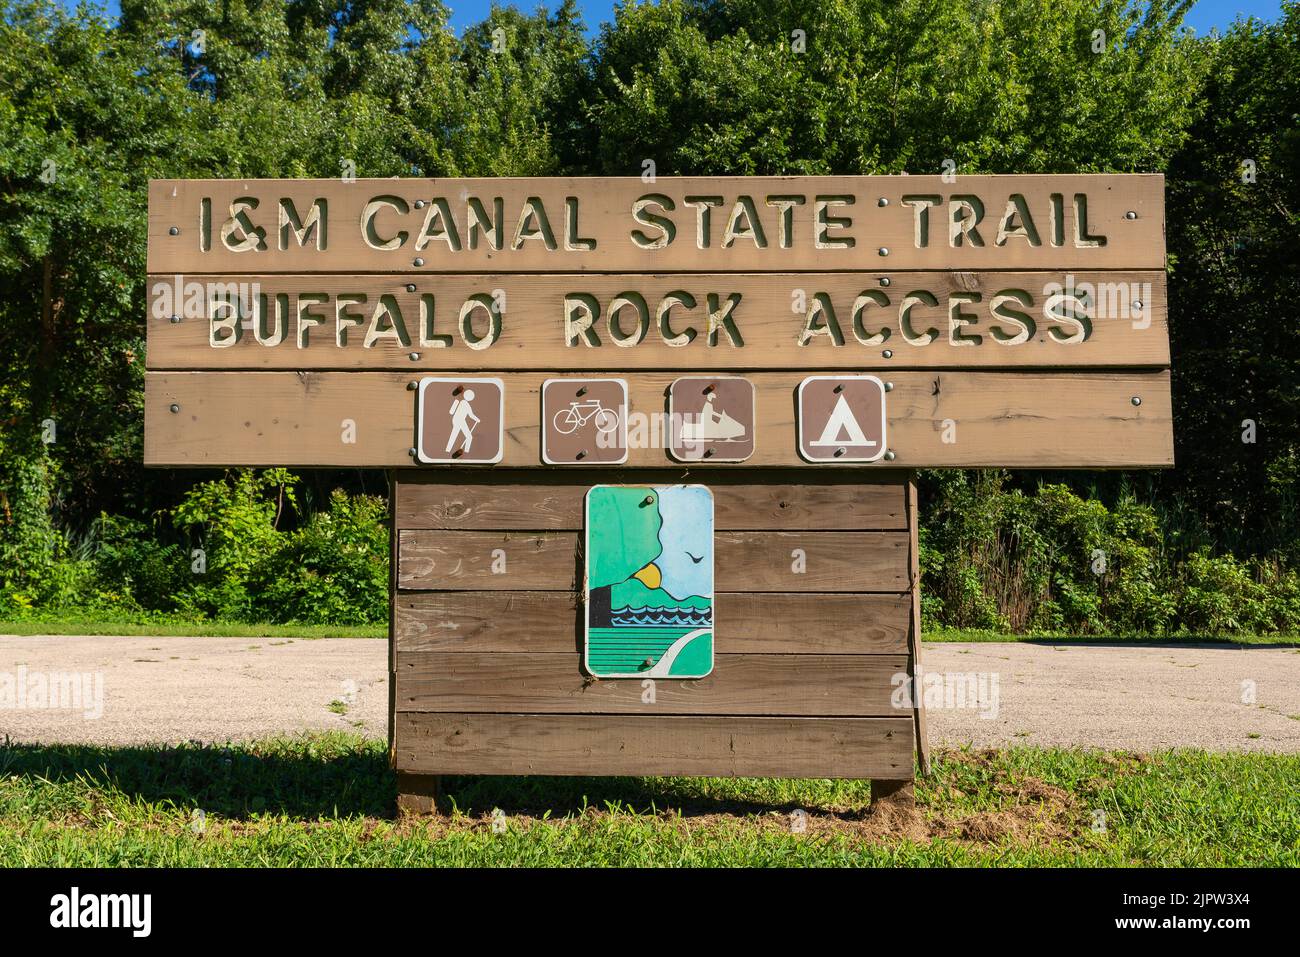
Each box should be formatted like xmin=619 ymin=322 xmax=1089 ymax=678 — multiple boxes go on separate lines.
xmin=91 ymin=513 xmax=185 ymax=611
xmin=919 ymin=471 xmax=1296 ymax=636
xmin=1175 ymin=553 xmax=1300 ymax=635
xmin=166 ymin=470 xmax=388 ymax=625
xmin=246 ymin=489 xmax=389 ymax=626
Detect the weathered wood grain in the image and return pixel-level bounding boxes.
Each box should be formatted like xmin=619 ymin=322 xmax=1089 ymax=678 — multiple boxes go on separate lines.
xmin=396 ymin=529 xmax=910 ymax=592
xmin=395 ymin=652 xmax=908 ymax=715
xmin=144 ymin=369 xmax=1174 ymax=468
xmin=906 ymin=476 xmax=930 ymax=772
xmin=393 ymin=713 xmax=915 ymax=778
xmin=148 ymin=175 xmax=1165 ymax=273
xmin=393 ymin=591 xmax=912 ymax=654
xmin=144 ymin=270 xmax=1169 ymax=370
xmin=392 ymin=472 xmax=907 ymax=530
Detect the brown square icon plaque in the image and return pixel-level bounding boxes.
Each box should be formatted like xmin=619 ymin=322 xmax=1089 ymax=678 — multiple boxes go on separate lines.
xmin=667 ymin=376 xmax=755 ymax=462
xmin=416 ymin=377 xmax=505 ymax=464
xmin=541 ymin=378 xmax=629 ymax=464
xmin=797 ymin=375 xmax=887 ymax=463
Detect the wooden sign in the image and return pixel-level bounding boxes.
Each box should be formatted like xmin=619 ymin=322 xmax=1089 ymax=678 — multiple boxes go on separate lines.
xmin=148 ymin=175 xmax=1165 ymax=273
xmin=144 ymin=174 xmax=1172 ymax=470
xmin=143 ymin=174 xmax=1175 ymax=809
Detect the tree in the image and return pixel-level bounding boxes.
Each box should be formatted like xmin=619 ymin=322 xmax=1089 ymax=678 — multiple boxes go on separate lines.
xmin=580 ymin=0 xmax=1211 ymax=175
xmin=1164 ymin=2 xmax=1300 ymax=560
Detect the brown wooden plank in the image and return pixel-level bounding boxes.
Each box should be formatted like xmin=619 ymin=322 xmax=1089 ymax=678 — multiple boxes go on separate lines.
xmin=144 ymin=369 xmax=1174 ymax=468
xmin=393 ymin=712 xmax=914 ymax=778
xmin=144 ymin=270 xmax=1169 ymax=371
xmin=393 ymin=472 xmax=907 ymax=530
xmin=395 ymin=652 xmax=908 ymax=715
xmin=906 ymin=476 xmax=930 ymax=773
xmin=386 ymin=472 xmax=398 ymax=754
xmin=396 ymin=530 xmax=910 ymax=592
xmin=148 ymin=175 xmax=1164 ymax=273
xmin=393 ymin=592 xmax=911 ymax=654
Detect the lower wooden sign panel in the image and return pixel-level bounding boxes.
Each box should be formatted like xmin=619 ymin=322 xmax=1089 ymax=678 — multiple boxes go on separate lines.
xmin=393 ymin=591 xmax=913 ymax=655
xmin=144 ymin=369 xmax=1173 ymax=467
xmin=397 ymin=529 xmax=910 ymax=592
xmin=393 ymin=471 xmax=909 ymax=531
xmin=393 ymin=713 xmax=915 ymax=778
xmin=396 ymin=652 xmax=908 ymax=715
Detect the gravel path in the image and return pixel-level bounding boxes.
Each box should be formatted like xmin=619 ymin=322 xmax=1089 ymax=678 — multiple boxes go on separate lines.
xmin=0 ymin=635 xmax=387 ymax=746
xmin=1 ymin=635 xmax=1297 ymax=753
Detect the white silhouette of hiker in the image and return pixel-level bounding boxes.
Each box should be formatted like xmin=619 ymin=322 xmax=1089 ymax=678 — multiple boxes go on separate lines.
xmin=446 ymin=389 xmax=481 ymax=453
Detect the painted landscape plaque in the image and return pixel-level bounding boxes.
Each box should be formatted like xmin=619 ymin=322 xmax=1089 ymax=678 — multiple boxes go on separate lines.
xmin=583 ymin=485 xmax=714 ymax=678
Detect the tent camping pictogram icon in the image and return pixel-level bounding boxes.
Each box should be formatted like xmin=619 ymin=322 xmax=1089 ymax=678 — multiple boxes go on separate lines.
xmin=796 ymin=375 xmax=887 ymax=463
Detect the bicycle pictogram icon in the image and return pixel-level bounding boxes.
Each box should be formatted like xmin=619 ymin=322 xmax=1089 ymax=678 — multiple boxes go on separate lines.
xmin=552 ymin=399 xmax=620 ymax=435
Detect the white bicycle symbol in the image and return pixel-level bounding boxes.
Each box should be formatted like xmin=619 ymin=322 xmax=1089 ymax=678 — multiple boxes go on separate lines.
xmin=552 ymin=400 xmax=620 ymax=435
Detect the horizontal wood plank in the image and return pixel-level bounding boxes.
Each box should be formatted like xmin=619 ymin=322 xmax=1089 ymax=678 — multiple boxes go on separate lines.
xmin=397 ymin=530 xmax=910 ymax=592
xmin=144 ymin=369 xmax=1174 ymax=468
xmin=144 ymin=270 xmax=1169 ymax=370
xmin=148 ymin=175 xmax=1164 ymax=273
xmin=393 ymin=472 xmax=907 ymax=530
xmin=393 ymin=713 xmax=915 ymax=778
xmin=395 ymin=652 xmax=908 ymax=715
xmin=393 ymin=592 xmax=912 ymax=654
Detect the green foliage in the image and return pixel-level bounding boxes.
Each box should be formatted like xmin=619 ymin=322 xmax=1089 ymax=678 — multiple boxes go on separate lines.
xmin=169 ymin=469 xmax=297 ymax=620
xmin=246 ymin=489 xmax=389 ymax=625
xmin=168 ymin=470 xmax=388 ymax=625
xmin=86 ymin=513 xmax=185 ymax=611
xmin=0 ymin=0 xmax=1295 ymax=634
xmin=2 ymin=468 xmax=389 ymax=626
xmin=1164 ymin=1 xmax=1300 ymax=563
xmin=919 ymin=471 xmax=1300 ymax=636
xmin=582 ymin=0 xmax=1211 ymax=175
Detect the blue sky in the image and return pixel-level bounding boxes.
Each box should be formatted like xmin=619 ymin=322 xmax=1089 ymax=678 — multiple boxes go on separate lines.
xmin=60 ymin=0 xmax=1288 ymax=37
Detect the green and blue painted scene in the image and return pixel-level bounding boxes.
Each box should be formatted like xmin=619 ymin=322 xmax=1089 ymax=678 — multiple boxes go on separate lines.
xmin=584 ymin=485 xmax=714 ymax=679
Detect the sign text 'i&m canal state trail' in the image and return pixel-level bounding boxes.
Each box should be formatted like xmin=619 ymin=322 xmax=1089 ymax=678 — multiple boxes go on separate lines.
xmin=143 ymin=175 xmax=1173 ymax=807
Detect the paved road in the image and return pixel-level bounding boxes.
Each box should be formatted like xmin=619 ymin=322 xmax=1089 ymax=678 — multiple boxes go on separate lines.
xmin=1 ymin=635 xmax=1297 ymax=752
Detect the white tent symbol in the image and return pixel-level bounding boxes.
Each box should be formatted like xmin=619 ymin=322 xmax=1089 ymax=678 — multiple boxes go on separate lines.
xmin=809 ymin=393 xmax=876 ymax=447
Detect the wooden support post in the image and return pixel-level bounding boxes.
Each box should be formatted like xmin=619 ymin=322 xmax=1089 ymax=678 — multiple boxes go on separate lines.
xmin=870 ymin=778 xmax=916 ymax=806
xmin=396 ymin=772 xmax=442 ymax=815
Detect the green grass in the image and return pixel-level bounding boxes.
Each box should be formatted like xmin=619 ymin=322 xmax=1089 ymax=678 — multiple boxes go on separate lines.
xmin=5 ymin=612 xmax=1294 ymax=645
xmin=0 ymin=734 xmax=1294 ymax=866
xmin=925 ymin=626 xmax=1300 ymax=647
xmin=0 ymin=617 xmax=384 ymax=639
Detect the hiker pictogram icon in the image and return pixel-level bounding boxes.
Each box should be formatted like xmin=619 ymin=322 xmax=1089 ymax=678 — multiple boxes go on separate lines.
xmin=416 ymin=377 xmax=505 ymax=464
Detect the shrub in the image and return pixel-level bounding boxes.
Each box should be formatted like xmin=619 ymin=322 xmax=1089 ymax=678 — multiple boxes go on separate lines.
xmin=918 ymin=471 xmax=1293 ymax=636
xmin=170 ymin=469 xmax=298 ymax=621
xmin=91 ymin=513 xmax=185 ymax=611
xmin=246 ymin=489 xmax=389 ymax=625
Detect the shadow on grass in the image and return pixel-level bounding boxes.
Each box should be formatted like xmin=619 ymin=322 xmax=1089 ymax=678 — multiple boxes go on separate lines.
xmin=435 ymin=774 xmax=840 ymax=820
xmin=0 ymin=739 xmax=853 ymax=821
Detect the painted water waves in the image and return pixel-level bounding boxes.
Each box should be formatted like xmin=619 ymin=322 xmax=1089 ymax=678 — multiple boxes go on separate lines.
xmin=584 ymin=485 xmax=714 ymax=678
